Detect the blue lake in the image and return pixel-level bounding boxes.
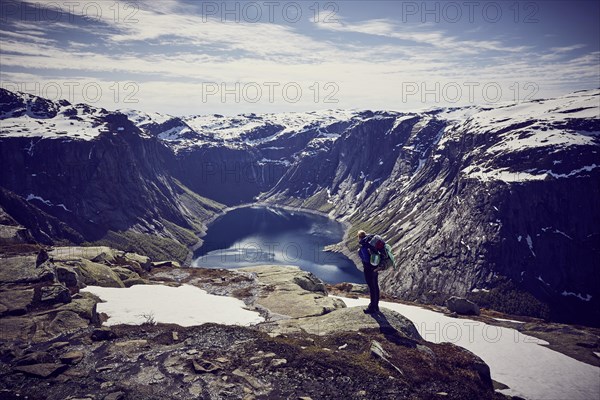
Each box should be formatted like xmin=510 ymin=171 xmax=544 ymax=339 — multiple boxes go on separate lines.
xmin=192 ymin=206 xmax=363 ymax=283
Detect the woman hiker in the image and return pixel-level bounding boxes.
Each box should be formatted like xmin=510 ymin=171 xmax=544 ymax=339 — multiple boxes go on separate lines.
xmin=358 ymin=230 xmax=382 ymax=314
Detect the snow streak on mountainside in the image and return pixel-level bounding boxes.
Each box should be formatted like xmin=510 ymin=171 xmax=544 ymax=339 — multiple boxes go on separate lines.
xmin=1 ymin=87 xmax=599 ymax=325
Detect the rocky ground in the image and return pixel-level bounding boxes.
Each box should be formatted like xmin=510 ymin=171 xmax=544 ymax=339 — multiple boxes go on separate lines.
xmin=0 ymin=244 xmax=517 ymax=400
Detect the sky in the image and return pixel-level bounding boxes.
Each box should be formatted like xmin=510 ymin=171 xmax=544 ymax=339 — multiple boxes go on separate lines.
xmin=0 ymin=0 xmax=599 ymax=115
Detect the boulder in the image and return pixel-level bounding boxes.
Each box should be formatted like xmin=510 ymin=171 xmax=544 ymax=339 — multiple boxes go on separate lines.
xmin=50 ymin=246 xmax=121 ymax=264
xmin=57 ymin=292 xmax=99 ymax=322
xmin=239 ymin=265 xmax=345 ymax=318
xmin=0 ymin=255 xmax=54 ymax=284
xmin=121 ymin=252 xmax=152 ymax=270
xmin=293 ymin=274 xmax=327 ymax=295
xmin=38 ymin=311 xmax=89 ymax=341
xmin=60 ymin=350 xmax=84 ymax=365
xmin=104 ymin=392 xmax=125 ymax=400
xmin=48 ymin=342 xmax=70 ymax=351
xmin=14 ymin=351 xmax=53 ymax=366
xmin=12 ymin=313 xmax=56 ymax=343
xmin=55 ymin=265 xmax=80 ymax=288
xmin=40 ymin=284 xmax=71 ymax=304
xmin=192 ymin=358 xmax=221 ymax=373
xmin=330 ymin=283 xmax=368 ymax=294
xmin=111 ymin=266 xmax=142 ymax=282
xmin=76 ymin=259 xmax=125 ymax=288
xmin=123 ymin=277 xmax=147 ymax=287
xmin=263 ymin=306 xmax=422 ymax=339
xmin=0 ymin=288 xmax=35 ymax=315
xmin=349 ymin=283 xmax=369 ymax=294
xmin=35 ymin=249 xmax=49 ymax=266
xmin=151 ymin=261 xmax=181 ymax=269
xmin=92 ymin=251 xmax=119 ymax=265
xmin=13 ymin=363 xmax=68 ymax=378
xmin=446 ymin=296 xmax=480 ymax=316
xmin=91 ymin=327 xmax=116 ymax=341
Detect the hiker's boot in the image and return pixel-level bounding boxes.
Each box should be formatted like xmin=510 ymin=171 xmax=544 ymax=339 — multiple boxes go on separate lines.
xmin=363 ymin=305 xmax=377 ymax=314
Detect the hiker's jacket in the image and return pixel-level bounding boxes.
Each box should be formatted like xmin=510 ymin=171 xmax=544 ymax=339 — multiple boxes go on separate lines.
xmin=358 ymin=235 xmax=374 ymax=263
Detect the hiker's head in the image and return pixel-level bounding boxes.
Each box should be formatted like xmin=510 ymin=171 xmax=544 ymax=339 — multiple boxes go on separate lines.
xmin=357 ymin=230 xmax=366 ymax=240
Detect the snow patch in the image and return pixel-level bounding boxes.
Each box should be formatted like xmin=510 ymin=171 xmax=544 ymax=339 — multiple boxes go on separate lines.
xmin=526 ymin=235 xmax=536 ymax=257
xmin=81 ymin=284 xmax=264 ymax=327
xmin=541 ymin=227 xmax=573 ymax=240
xmin=537 ymin=276 xmax=549 ymax=286
xmin=493 ymin=318 xmax=525 ymax=324
xmin=56 ymin=204 xmax=71 ymax=212
xmin=561 ymin=291 xmax=592 ymax=302
xmin=462 ymin=165 xmax=599 ymax=183
xmin=26 ymin=194 xmax=52 ymax=207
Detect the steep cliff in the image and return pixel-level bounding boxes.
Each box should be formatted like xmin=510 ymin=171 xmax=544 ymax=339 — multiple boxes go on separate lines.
xmin=259 ymin=91 xmax=600 ymax=325
xmin=0 ymin=89 xmax=224 ymax=262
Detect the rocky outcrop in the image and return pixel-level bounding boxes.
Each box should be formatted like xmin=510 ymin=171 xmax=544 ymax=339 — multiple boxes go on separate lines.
xmin=239 ymin=265 xmax=345 ymax=319
xmin=447 ymin=296 xmax=481 ymax=316
xmin=328 ymin=282 xmax=369 ymax=295
xmin=13 ymin=363 xmax=68 ymax=378
xmin=72 ymin=259 xmax=125 ymax=288
xmin=0 ymin=254 xmax=55 ymax=284
xmin=0 ymin=246 xmax=166 ymax=343
xmin=261 ymin=306 xmax=420 ymax=338
xmin=0 ymin=287 xmax=35 ymax=316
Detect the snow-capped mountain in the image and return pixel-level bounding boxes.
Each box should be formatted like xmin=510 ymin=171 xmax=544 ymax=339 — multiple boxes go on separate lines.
xmin=122 ymin=108 xmax=372 ymax=151
xmin=0 ymin=89 xmax=153 ymax=141
xmin=1 ymin=87 xmax=598 ymax=325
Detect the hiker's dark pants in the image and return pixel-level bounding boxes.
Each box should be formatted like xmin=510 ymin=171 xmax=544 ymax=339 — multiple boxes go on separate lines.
xmin=363 ymin=262 xmax=380 ymax=309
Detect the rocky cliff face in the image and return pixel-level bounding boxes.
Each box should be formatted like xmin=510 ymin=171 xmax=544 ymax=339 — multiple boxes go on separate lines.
xmin=2 ymin=87 xmax=598 ymax=325
xmin=122 ymin=108 xmax=361 ymax=205
xmin=259 ymin=91 xmax=600 ymax=325
xmin=0 ymin=89 xmax=224 ymax=262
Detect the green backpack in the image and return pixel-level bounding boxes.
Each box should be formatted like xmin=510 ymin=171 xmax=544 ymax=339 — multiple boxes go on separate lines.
xmin=370 ymin=242 xmax=397 ymax=270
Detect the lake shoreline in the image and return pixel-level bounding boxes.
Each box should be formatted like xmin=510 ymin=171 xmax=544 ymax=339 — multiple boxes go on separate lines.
xmin=191 ymin=203 xmax=363 ymax=283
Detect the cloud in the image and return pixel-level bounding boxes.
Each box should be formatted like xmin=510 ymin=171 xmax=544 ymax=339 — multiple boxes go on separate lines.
xmin=313 ymin=18 xmax=530 ymax=54
xmin=550 ymin=44 xmax=586 ymax=53
xmin=1 ymin=1 xmax=598 ymax=115
xmin=0 ymin=29 xmax=56 ymax=44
